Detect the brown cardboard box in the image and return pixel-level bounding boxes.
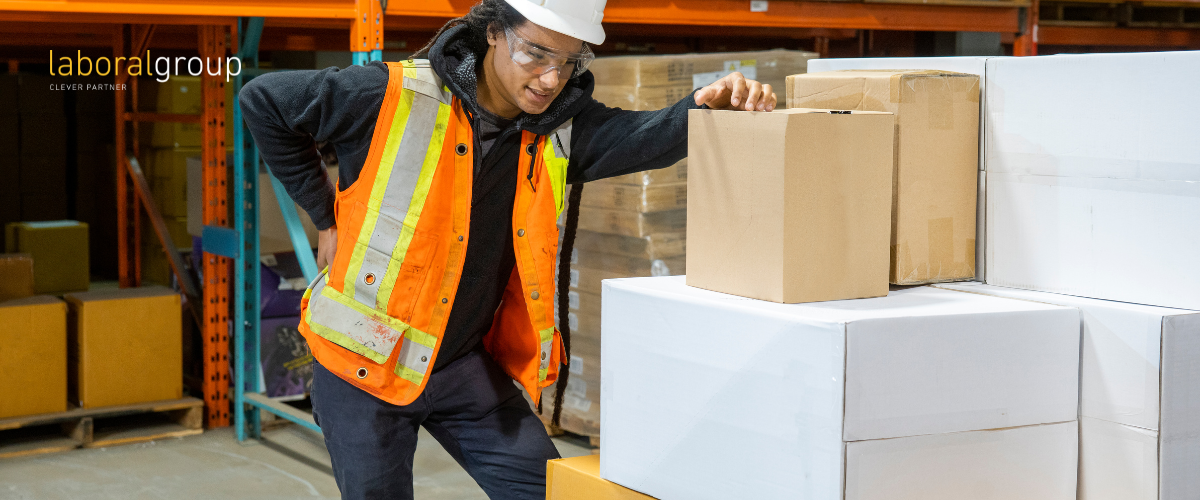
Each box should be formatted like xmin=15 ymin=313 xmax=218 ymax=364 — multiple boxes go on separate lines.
xmin=589 ymin=50 xmax=817 ymax=102
xmin=687 ymin=108 xmax=894 ymax=303
xmin=547 ymin=455 xmax=657 ymax=500
xmin=577 ymin=208 xmax=685 ymax=238
xmin=151 ymin=77 xmax=234 ymax=148
xmin=573 ymin=248 xmax=684 ymax=277
xmin=0 ymin=253 xmax=35 ymax=302
xmin=581 ymin=182 xmax=686 ymax=213
xmin=0 ymin=295 xmax=68 ymax=418
xmin=5 ymin=221 xmax=89 ymax=295
xmin=65 ymin=286 xmax=182 ymax=408
xmin=605 ymin=159 xmax=687 ymax=186
xmin=787 ymin=70 xmax=981 ymax=284
xmin=573 ymin=230 xmax=685 ymax=260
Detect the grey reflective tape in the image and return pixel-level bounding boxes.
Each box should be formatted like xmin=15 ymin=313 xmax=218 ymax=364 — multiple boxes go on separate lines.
xmin=397 ymin=336 xmax=435 ymax=376
xmin=540 ymin=340 xmax=553 ymax=370
xmin=352 ymin=92 xmax=441 ymax=306
xmin=551 ymin=120 xmax=573 ymax=159
xmin=309 ymin=279 xmax=405 ymax=361
xmin=379 ymin=94 xmax=441 ymax=222
xmin=353 ymin=245 xmax=391 ymax=307
xmin=402 ymin=62 xmax=452 ymax=105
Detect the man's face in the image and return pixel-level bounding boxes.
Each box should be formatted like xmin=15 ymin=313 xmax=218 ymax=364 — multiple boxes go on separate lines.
xmin=487 ymin=22 xmax=584 ymax=115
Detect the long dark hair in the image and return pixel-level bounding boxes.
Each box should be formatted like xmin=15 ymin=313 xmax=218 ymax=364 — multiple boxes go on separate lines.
xmin=413 ymin=0 xmax=527 ymax=58
xmin=415 ymin=0 xmax=586 ymax=432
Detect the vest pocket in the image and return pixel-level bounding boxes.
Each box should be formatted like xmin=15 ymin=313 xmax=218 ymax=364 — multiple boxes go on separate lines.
xmin=304 ymin=272 xmax=410 ymax=364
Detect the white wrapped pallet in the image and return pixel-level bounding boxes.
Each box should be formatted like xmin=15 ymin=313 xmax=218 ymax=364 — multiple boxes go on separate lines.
xmin=600 ymin=277 xmax=1080 ymax=500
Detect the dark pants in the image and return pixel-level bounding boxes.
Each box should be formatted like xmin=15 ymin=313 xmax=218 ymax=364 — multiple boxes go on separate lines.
xmin=311 ymin=348 xmax=560 ymax=500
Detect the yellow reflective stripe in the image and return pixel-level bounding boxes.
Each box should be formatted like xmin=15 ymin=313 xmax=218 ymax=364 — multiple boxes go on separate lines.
xmin=539 ymin=326 xmax=554 ymax=345
xmin=406 ymin=325 xmax=437 ymax=349
xmin=542 ymin=141 xmax=569 ymax=217
xmin=395 ymin=364 xmax=425 ymax=384
xmin=538 ymin=368 xmax=549 ymax=382
xmin=343 ymin=88 xmax=417 ymax=296
xmin=374 ymin=101 xmax=451 ymax=307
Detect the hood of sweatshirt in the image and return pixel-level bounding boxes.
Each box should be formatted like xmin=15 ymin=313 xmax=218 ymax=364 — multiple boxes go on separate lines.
xmin=428 ymin=24 xmax=595 ymax=136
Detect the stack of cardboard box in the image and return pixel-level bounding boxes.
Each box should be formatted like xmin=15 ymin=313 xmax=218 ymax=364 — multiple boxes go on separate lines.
xmin=586 ymin=51 xmax=1200 ymax=500
xmin=141 ymin=76 xmax=234 ymax=285
xmin=543 ymin=50 xmax=817 ymax=440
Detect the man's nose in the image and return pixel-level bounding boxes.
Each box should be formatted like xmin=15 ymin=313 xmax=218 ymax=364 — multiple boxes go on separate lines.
xmin=537 ymin=70 xmax=560 ymax=90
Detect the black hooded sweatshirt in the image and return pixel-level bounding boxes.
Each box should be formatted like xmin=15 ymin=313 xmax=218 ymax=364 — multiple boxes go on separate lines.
xmin=239 ymin=25 xmax=699 ymax=372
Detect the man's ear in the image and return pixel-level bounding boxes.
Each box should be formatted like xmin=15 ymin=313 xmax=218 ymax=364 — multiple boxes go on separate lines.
xmin=486 ymin=25 xmax=501 ymax=46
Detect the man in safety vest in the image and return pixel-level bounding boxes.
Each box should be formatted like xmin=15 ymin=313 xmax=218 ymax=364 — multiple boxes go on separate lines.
xmin=240 ymin=0 xmax=776 ymax=498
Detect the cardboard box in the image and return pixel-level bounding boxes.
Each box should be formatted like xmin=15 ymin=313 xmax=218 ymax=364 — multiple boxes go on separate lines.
xmin=581 ymin=182 xmax=686 ymax=213
xmin=548 ymin=455 xmax=657 ymax=500
xmin=0 ymin=295 xmax=68 ymax=418
xmin=5 ymin=220 xmax=89 ymax=294
xmin=687 ymin=108 xmax=894 ymax=303
xmin=935 ymin=281 xmax=1200 ymax=498
xmin=1079 ymin=416 xmax=1161 ymax=500
xmin=589 ymin=50 xmax=817 ymax=101
xmin=788 ymin=70 xmax=980 ymax=285
xmin=188 ymin=159 xmax=331 ymax=254
xmin=604 ymin=159 xmax=687 ymax=186
xmin=18 ymin=154 xmax=67 ymax=195
xmin=151 ymin=77 xmax=234 ymax=148
xmin=808 ymin=56 xmax=997 ymax=283
xmin=600 ymin=277 xmax=1080 ymax=499
xmin=572 ymin=248 xmax=684 ymax=277
xmin=19 ymin=113 xmax=68 ymax=160
xmin=983 ymin=51 xmax=1200 ymax=310
xmin=17 ymin=74 xmax=64 ymax=114
xmin=577 ymin=207 xmax=685 ymax=238
xmin=65 ymin=286 xmax=182 ymax=408
xmin=573 ymin=230 xmax=685 ymax=260
xmin=0 ymin=253 xmax=36 ymax=302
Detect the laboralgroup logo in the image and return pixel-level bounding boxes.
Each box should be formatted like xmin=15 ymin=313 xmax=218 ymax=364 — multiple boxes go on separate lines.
xmin=47 ymin=50 xmax=243 ymax=88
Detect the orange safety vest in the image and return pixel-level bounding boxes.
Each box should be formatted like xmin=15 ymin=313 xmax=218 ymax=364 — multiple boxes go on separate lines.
xmin=298 ymin=59 xmax=572 ymax=407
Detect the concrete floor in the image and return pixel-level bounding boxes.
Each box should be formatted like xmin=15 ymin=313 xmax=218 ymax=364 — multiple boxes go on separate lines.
xmin=0 ymin=424 xmax=593 ymax=499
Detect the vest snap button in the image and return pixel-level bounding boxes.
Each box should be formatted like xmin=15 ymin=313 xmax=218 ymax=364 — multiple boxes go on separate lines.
xmin=526 ymin=143 xmax=536 ymax=156
xmin=517 ymin=229 xmax=525 ymax=237
xmin=531 ymin=291 xmax=539 ymax=300
xmin=364 ymin=273 xmax=376 ymax=285
xmin=356 ymin=367 xmax=368 ymax=379
xmin=441 ymin=297 xmax=448 ymax=304
xmin=420 ymin=355 xmax=428 ymax=363
xmin=456 ymin=143 xmax=468 ymax=156
xmin=541 ymin=352 xmax=546 ymax=360
xmin=458 ymin=235 xmax=464 ymax=242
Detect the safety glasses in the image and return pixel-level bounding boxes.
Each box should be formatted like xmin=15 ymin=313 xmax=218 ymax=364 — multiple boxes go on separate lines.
xmin=504 ymin=27 xmax=594 ymax=80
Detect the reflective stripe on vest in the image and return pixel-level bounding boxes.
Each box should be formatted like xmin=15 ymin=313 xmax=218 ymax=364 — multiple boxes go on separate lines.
xmin=307 ymin=60 xmax=450 ymax=375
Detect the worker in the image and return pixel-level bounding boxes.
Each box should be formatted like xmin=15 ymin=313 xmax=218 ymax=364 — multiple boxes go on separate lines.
xmin=239 ymin=0 xmax=776 ymax=498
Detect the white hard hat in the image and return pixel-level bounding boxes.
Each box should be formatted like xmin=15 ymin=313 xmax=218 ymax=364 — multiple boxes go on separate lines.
xmin=504 ymin=0 xmax=607 ymax=45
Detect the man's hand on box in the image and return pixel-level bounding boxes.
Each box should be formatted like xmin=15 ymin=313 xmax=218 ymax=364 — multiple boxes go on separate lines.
xmin=694 ymin=72 xmax=777 ymax=112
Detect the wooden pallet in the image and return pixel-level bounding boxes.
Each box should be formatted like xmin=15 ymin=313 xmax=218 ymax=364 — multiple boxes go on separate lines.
xmin=543 ymin=421 xmax=601 ymax=452
xmin=0 ymin=397 xmax=204 ymax=460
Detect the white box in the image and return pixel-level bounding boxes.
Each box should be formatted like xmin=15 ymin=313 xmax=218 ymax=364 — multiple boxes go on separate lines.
xmin=936 ymin=282 xmax=1200 ymax=499
xmin=983 ymin=51 xmax=1200 ymax=310
xmin=600 ymin=277 xmax=1080 ymax=500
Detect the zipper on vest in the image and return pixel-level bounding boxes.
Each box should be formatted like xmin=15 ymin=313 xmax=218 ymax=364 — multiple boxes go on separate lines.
xmin=526 ymin=135 xmax=541 ymax=193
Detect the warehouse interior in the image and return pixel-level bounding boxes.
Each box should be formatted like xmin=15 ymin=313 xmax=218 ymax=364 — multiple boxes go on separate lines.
xmin=1 ymin=0 xmax=1198 ymax=499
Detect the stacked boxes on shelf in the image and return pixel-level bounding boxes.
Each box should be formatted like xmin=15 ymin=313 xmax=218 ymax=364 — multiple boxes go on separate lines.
xmin=547 ymin=50 xmax=817 ymax=439
xmin=0 ymin=253 xmax=66 ymax=419
xmin=141 ymin=76 xmax=234 ymax=285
